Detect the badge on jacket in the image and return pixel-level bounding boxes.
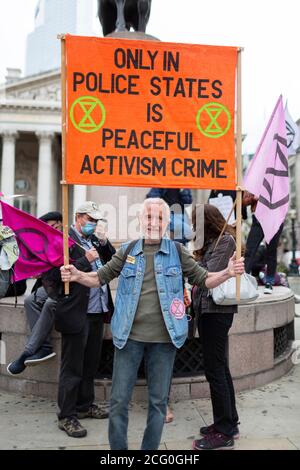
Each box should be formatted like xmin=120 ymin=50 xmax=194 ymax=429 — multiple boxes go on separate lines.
xmin=126 ymin=255 xmax=136 ymax=264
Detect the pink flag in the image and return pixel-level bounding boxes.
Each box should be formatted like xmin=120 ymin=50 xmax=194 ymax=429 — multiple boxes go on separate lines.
xmin=243 ymin=96 xmax=288 ymax=243
xmin=0 ymin=201 xmax=74 ymax=281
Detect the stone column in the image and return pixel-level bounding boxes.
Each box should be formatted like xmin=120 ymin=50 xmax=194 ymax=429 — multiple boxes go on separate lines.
xmin=0 ymin=130 xmax=18 ymax=202
xmin=36 ymin=131 xmax=54 ymax=217
xmin=73 ymin=185 xmax=87 ymax=216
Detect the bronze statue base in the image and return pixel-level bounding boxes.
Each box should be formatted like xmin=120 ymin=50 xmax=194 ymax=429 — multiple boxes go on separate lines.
xmin=106 ymin=31 xmax=159 ymax=41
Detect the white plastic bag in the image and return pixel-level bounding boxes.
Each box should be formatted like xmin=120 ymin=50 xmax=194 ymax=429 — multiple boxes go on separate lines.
xmin=211 ymin=273 xmax=259 ymax=305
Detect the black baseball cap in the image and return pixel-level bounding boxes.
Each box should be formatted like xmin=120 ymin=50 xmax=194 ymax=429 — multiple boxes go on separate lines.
xmin=39 ymin=211 xmax=63 ymax=223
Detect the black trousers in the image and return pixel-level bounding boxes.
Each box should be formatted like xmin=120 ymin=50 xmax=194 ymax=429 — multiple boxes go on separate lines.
xmin=245 ymin=215 xmax=283 ymax=279
xmin=199 ymin=312 xmax=239 ymax=436
xmin=57 ymin=315 xmax=104 ymax=420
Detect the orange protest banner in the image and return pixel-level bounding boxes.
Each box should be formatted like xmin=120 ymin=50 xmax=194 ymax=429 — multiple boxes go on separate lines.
xmin=65 ymin=34 xmax=238 ymax=189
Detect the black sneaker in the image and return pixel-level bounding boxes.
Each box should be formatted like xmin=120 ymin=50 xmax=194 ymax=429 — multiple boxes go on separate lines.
xmin=7 ymin=352 xmax=29 ymax=375
xmin=264 ymin=283 xmax=273 ymax=294
xmin=58 ymin=417 xmax=87 ymax=438
xmin=193 ymin=432 xmax=234 ymax=450
xmin=200 ymin=423 xmax=240 ymax=439
xmin=24 ymin=348 xmax=56 ymax=366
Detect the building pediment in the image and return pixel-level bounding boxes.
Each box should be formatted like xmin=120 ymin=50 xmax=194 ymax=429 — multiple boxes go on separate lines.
xmin=0 ymin=69 xmax=61 ymax=106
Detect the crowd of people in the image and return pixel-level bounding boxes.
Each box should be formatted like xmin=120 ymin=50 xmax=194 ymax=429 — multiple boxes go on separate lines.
xmin=0 ymin=188 xmax=295 ymax=450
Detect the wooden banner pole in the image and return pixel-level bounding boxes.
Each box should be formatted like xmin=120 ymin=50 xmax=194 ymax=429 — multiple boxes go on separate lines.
xmin=236 ymin=48 xmax=243 ymax=301
xmin=59 ymin=34 xmax=69 ymax=295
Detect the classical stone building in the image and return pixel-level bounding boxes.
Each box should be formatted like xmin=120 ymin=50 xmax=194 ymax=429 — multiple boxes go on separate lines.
xmin=0 ymin=68 xmax=61 ymax=216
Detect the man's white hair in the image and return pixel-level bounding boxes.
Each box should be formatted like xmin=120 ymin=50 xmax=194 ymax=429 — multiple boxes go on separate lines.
xmin=142 ymin=198 xmax=170 ymax=221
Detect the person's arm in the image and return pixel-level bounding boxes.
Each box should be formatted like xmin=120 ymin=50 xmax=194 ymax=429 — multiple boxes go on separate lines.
xmin=205 ymin=253 xmax=244 ymax=288
xmin=73 ymin=252 xmax=93 ymax=271
xmin=91 ymin=221 xmax=117 ymax=261
xmin=180 ymin=246 xmax=244 ymax=289
xmin=181 ymin=246 xmax=208 ymax=287
xmin=72 ymin=247 xmax=102 ymax=272
xmin=61 ymin=247 xmax=126 ymax=287
xmin=242 ymin=191 xmax=258 ymax=207
xmin=61 ymin=266 xmax=99 ymax=287
xmin=96 ymin=246 xmax=126 ymax=284
xmin=205 ymin=268 xmax=231 ymax=288
xmin=92 ymin=236 xmax=116 ymax=263
xmin=68 ymin=240 xmax=99 ymax=272
xmin=101 ymin=239 xmax=116 ymax=261
xmin=201 ymin=236 xmax=244 ymax=288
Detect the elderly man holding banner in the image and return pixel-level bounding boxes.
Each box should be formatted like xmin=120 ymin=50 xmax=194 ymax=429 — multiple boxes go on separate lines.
xmin=61 ymin=197 xmax=244 ymax=450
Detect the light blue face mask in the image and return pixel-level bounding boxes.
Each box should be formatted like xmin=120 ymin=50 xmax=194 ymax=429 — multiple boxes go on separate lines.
xmin=81 ymin=222 xmax=96 ymax=236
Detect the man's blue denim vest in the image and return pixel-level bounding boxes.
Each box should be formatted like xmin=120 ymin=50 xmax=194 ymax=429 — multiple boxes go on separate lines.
xmin=111 ymin=238 xmax=188 ymax=349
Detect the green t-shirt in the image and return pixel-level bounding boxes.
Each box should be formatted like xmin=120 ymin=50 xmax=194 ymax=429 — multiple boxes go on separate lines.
xmin=97 ymin=241 xmax=207 ymax=343
xmin=129 ymin=243 xmax=170 ymax=343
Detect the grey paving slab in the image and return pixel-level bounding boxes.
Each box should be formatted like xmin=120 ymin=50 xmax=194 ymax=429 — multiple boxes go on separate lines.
xmin=160 ymin=399 xmax=205 ymax=444
xmin=0 ymin=413 xmax=109 ymax=449
xmin=165 ymin=440 xmax=195 ymax=450
xmin=165 ymin=438 xmax=298 ymax=451
xmin=234 ymin=438 xmax=297 ymax=450
xmin=287 ymin=437 xmax=300 ymax=450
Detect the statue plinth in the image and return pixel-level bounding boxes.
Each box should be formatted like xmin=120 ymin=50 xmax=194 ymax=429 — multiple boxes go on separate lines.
xmin=106 ymin=31 xmax=159 ymax=41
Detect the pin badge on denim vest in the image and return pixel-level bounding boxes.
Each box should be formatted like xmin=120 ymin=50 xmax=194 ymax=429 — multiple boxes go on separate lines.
xmin=170 ymin=298 xmax=185 ymax=319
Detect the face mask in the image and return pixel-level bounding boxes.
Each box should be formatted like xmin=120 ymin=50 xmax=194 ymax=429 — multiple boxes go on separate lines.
xmin=81 ymin=222 xmax=96 ymax=236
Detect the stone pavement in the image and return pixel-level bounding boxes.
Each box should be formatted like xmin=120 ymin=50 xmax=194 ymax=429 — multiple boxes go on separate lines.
xmin=0 ymin=315 xmax=299 ymax=451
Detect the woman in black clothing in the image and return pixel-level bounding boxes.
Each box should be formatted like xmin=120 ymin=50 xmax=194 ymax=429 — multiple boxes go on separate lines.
xmin=192 ymin=204 xmax=240 ymax=451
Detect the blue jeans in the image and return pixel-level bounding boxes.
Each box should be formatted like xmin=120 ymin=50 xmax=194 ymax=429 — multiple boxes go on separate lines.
xmin=109 ymin=339 xmax=176 ymax=450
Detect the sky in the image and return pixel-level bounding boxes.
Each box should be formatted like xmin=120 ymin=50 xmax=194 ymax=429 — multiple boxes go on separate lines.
xmin=0 ymin=0 xmax=299 ymax=154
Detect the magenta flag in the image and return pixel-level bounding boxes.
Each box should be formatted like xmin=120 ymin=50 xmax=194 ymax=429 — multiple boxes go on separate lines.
xmin=0 ymin=201 xmax=74 ymax=281
xmin=243 ymin=96 xmax=289 ymax=243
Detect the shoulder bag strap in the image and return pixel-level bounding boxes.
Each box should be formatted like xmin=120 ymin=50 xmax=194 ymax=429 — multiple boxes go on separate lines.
xmin=212 ymin=199 xmax=237 ymax=252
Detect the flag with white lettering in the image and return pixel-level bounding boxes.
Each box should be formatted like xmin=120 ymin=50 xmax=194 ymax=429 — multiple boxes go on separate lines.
xmin=243 ymin=96 xmax=288 ymax=243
